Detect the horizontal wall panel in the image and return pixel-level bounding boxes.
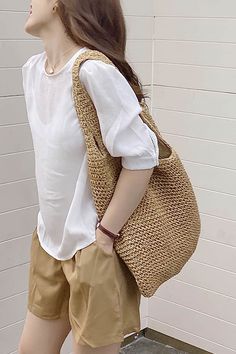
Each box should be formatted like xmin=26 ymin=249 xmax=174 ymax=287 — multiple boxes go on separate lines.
xmin=0 ymin=264 xmax=29 ymax=300
xmin=192 ymin=238 xmax=236 ymax=273
xmin=155 ymin=18 xmax=236 ymax=43
xmin=161 ymin=133 xmax=236 ymax=171
xmin=0 ymin=68 xmax=23 ymax=96
xmin=195 ymin=187 xmax=236 ymax=221
xmin=0 ymin=40 xmax=42 ymax=67
xmin=155 ymin=0 xmax=236 ymax=18
xmin=153 ymin=3 xmax=236 ymax=353
xmin=0 ymin=321 xmax=24 ymax=354
xmin=0 ymin=96 xmax=28 ymax=125
xmin=122 ymin=0 xmax=154 ymax=16
xmin=0 ymin=151 xmax=35 ymax=184
xmin=154 ymin=63 xmax=236 ymax=94
xmin=154 ymin=86 xmax=236 ymax=119
xmin=0 ymin=205 xmax=38 ymax=243
xmin=154 ymin=279 xmax=236 ymax=325
xmin=126 ymin=40 xmax=152 ymax=63
xmin=0 ymin=124 xmax=33 ymax=155
xmin=0 ymin=1 xmax=29 ymax=11
xmin=132 ymin=62 xmax=152 ymax=85
xmin=0 ymin=13 xmax=30 ymax=40
xmin=154 ymin=108 xmax=236 ymax=145
xmin=0 ymin=179 xmax=38 ymax=214
xmin=148 ymin=297 xmax=236 ymax=351
xmin=181 ymin=160 xmax=236 ymax=196
xmin=155 ymin=40 xmax=236 ymax=68
xmin=126 ymin=16 xmax=154 ymax=40
xmin=0 ymin=292 xmax=27 ymax=329
xmin=200 ymin=214 xmax=236 ymax=247
xmin=148 ymin=317 xmax=234 ymax=354
xmin=0 ymin=235 xmax=31 ymax=271
xmin=176 ymin=260 xmax=236 ymax=302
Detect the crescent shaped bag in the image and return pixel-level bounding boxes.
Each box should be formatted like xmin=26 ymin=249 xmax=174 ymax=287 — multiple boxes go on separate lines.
xmin=72 ymin=49 xmax=201 ymax=297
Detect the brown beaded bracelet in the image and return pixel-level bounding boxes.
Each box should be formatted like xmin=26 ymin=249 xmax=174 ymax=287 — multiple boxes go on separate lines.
xmin=96 ymin=219 xmax=121 ymax=241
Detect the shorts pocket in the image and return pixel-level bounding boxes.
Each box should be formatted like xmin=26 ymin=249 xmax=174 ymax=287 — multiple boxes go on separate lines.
xmin=70 ymin=244 xmax=122 ymax=344
xmin=72 ymin=239 xmax=121 ymax=332
xmin=93 ymin=240 xmax=115 ymax=257
xmin=75 ymin=241 xmax=119 ymax=296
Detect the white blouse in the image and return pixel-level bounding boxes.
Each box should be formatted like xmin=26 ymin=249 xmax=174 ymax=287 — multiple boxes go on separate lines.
xmin=21 ymin=46 xmax=159 ymax=260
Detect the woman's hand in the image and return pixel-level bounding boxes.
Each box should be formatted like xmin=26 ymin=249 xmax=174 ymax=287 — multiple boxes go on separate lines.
xmin=95 ymin=227 xmax=114 ymax=255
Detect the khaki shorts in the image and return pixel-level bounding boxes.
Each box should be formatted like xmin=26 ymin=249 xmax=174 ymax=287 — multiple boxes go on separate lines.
xmin=27 ymin=227 xmax=141 ymax=348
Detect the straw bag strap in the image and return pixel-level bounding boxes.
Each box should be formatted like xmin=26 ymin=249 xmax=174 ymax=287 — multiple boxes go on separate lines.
xmin=72 ymin=49 xmax=173 ymax=159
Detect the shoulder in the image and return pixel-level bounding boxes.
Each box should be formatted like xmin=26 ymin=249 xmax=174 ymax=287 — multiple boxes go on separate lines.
xmin=78 ymin=59 xmax=130 ymax=93
xmin=79 ymin=59 xmax=120 ymax=80
xmin=22 ymin=51 xmax=45 ymax=70
xmin=77 ymin=57 xmax=140 ymax=109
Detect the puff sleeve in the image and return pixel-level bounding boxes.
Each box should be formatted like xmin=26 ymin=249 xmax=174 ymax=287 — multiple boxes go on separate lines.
xmin=79 ymin=59 xmax=159 ymax=170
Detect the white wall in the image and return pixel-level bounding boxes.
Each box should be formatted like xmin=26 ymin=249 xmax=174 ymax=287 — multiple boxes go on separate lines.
xmin=0 ymin=1 xmax=43 ymax=353
xmin=0 ymin=1 xmax=153 ymax=353
xmin=148 ymin=1 xmax=236 ymax=354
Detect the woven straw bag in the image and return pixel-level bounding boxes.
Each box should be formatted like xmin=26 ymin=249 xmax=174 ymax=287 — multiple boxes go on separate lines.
xmin=72 ymin=49 xmax=201 ymax=297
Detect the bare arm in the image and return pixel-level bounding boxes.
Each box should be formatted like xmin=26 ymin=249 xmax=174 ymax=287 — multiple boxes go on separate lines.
xmin=99 ymin=166 xmax=154 ymax=235
xmin=79 ymin=60 xmax=158 ymax=241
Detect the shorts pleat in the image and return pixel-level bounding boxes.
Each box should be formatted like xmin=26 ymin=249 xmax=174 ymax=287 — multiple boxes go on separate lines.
xmin=27 ymin=229 xmax=141 ymax=348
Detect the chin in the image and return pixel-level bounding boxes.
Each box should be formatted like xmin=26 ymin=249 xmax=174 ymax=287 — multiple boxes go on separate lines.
xmin=24 ymin=19 xmax=40 ymax=38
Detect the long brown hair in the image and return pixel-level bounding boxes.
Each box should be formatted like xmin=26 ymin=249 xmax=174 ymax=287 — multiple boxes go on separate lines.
xmin=57 ymin=0 xmax=149 ymax=103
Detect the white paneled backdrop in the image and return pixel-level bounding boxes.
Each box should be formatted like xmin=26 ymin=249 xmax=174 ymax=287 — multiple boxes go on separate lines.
xmin=0 ymin=0 xmax=235 ymax=354
xmin=149 ymin=1 xmax=236 ymax=354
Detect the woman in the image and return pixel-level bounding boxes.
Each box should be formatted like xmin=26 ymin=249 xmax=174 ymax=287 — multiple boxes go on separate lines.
xmin=19 ymin=0 xmax=159 ymax=353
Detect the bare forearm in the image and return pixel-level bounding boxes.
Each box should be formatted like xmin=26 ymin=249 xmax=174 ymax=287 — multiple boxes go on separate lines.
xmin=100 ymin=166 xmax=154 ymax=234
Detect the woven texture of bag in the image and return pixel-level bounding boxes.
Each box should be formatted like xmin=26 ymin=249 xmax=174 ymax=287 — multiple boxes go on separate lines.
xmin=72 ymin=49 xmax=201 ymax=297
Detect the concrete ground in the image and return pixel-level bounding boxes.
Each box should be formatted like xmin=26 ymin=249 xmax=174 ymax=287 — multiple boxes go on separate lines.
xmin=120 ymin=336 xmax=188 ymax=354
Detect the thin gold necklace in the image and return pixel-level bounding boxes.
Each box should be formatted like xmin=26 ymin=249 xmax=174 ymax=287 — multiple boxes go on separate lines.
xmin=45 ymin=46 xmax=80 ymax=74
